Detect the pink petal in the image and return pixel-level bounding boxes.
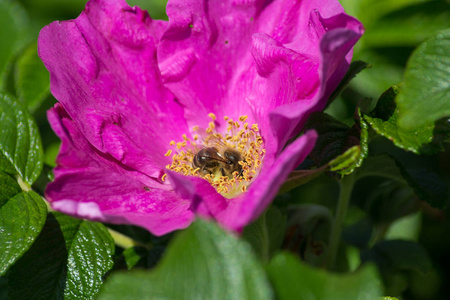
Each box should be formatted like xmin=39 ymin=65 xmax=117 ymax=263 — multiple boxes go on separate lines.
xmin=165 ymin=130 xmax=318 ymax=232
xmin=218 ymin=130 xmax=318 ymax=231
xmin=38 ymin=0 xmax=188 ymax=178
xmin=46 ymin=105 xmax=194 ymax=236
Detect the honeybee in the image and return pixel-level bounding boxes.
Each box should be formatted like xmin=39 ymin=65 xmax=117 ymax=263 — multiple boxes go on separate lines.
xmin=193 ymin=147 xmax=243 ymax=178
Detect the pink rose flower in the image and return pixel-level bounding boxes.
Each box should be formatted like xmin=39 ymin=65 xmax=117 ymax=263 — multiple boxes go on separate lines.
xmin=39 ymin=0 xmax=363 ymax=235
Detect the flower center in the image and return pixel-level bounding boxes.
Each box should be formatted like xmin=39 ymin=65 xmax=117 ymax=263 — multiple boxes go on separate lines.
xmin=163 ymin=113 xmax=265 ymax=198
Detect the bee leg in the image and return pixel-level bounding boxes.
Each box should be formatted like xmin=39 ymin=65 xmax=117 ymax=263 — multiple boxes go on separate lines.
xmin=221 ymin=168 xmax=226 ymax=177
xmin=237 ymin=166 xmax=244 ymax=177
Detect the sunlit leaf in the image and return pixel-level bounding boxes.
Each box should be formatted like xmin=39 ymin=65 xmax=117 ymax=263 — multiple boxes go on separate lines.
xmin=267 ymin=252 xmax=382 ymax=300
xmin=0 ymin=191 xmax=47 ymax=276
xmin=0 ymin=93 xmax=43 ymax=184
xmin=397 ymin=29 xmax=450 ymax=130
xmin=8 ymin=213 xmax=115 ymax=300
xmin=99 ymin=219 xmax=272 ymax=300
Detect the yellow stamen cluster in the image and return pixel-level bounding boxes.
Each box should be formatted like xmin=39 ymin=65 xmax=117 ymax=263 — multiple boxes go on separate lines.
xmin=164 ymin=114 xmax=265 ymax=198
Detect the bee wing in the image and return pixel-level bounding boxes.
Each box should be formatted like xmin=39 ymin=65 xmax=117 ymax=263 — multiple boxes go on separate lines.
xmin=204 ymin=133 xmax=229 ymax=150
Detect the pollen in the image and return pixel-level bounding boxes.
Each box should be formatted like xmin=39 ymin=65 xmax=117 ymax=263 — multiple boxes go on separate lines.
xmin=164 ymin=114 xmax=266 ymax=198
xmin=208 ymin=113 xmax=217 ymax=120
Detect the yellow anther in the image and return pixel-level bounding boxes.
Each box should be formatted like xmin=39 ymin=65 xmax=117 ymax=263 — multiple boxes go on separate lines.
xmin=239 ymin=115 xmax=248 ymax=122
xmin=165 ymin=149 xmax=172 ymax=156
xmin=161 ymin=174 xmax=167 ymax=181
xmin=165 ymin=113 xmax=265 ymax=198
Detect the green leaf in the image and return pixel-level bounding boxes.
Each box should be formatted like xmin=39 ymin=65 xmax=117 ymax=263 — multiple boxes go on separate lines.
xmin=0 ymin=171 xmax=21 ymax=206
xmin=355 ymin=154 xmax=447 ymax=209
xmin=285 ymin=204 xmax=332 ymax=267
xmin=99 ymin=219 xmax=272 ymax=300
xmin=8 ymin=212 xmax=115 ymax=300
xmin=361 ymin=240 xmax=432 ymax=295
xmin=278 ymin=166 xmax=327 ymax=194
xmin=347 ymin=51 xmax=404 ymax=101
xmin=385 ymin=212 xmax=421 ymax=242
xmin=0 ymin=191 xmax=47 ymax=275
xmin=14 ymin=42 xmax=50 ymax=113
xmin=305 ymin=99 xmax=370 ymax=175
xmin=0 ymin=0 xmax=30 ymax=87
xmin=267 ymin=252 xmax=382 ymax=300
xmin=364 ymin=240 xmax=432 ymax=273
xmin=328 ymin=60 xmax=370 ymax=104
xmin=364 ymin=85 xmax=436 ymax=154
xmin=116 ymin=245 xmax=165 ymax=270
xmin=242 ymin=206 xmax=287 ymax=261
xmin=396 ymin=29 xmax=450 ymax=130
xmin=329 ymin=146 xmax=362 ymax=174
xmin=120 ymin=246 xmax=149 ymax=270
xmin=0 ymin=93 xmax=43 ymax=185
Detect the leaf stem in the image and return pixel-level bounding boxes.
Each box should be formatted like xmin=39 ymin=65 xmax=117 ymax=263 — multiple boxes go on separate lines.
xmin=16 ymin=175 xmax=31 ymax=191
xmin=327 ymin=172 xmax=355 ymax=270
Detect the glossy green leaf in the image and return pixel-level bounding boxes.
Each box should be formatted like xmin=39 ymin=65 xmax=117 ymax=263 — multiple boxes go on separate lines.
xmin=99 ymin=219 xmax=272 ymax=300
xmin=397 ymin=29 xmax=450 ymax=129
xmin=364 ymin=85 xmax=436 ymax=154
xmin=0 ymin=171 xmax=21 ymax=206
xmin=0 ymin=191 xmax=47 ymax=275
xmin=242 ymin=206 xmax=286 ymax=261
xmin=8 ymin=212 xmax=115 ymax=300
xmin=267 ymin=252 xmax=382 ymax=300
xmin=0 ymin=93 xmax=43 ymax=184
xmin=14 ymin=42 xmax=50 ymax=113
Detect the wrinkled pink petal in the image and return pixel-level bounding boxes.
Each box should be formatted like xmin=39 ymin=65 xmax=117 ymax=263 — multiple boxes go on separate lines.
xmin=41 ymin=0 xmax=363 ymax=236
xmin=46 ymin=105 xmax=194 ymax=236
xmin=158 ymin=0 xmax=363 ymax=155
xmin=38 ymin=0 xmax=188 ymax=178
